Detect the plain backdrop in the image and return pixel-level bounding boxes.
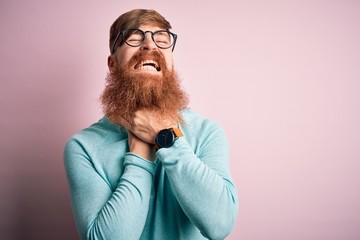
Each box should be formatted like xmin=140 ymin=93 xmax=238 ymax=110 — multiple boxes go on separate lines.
xmin=1 ymin=0 xmax=360 ymax=239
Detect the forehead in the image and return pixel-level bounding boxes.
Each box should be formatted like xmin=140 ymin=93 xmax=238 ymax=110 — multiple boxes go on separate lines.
xmin=137 ymin=24 xmax=166 ymax=32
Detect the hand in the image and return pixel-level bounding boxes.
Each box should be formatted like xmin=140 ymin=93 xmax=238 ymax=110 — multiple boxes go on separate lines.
xmin=127 ymin=130 xmax=156 ymax=161
xmin=130 ymin=110 xmax=178 ymax=144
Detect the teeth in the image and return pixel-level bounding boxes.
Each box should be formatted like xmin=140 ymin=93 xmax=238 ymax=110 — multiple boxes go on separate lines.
xmin=136 ymin=60 xmax=160 ymax=71
xmin=137 ymin=65 xmax=158 ymax=71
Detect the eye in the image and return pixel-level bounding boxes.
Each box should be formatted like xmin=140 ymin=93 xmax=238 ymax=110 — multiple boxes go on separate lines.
xmin=154 ymin=32 xmax=171 ymax=46
xmin=124 ymin=29 xmax=144 ymax=45
xmin=128 ymin=33 xmax=143 ymax=41
xmin=128 ymin=38 xmax=142 ymax=44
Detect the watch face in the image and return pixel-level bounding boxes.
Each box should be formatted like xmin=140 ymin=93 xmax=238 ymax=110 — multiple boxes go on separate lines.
xmin=156 ymin=129 xmax=175 ymax=148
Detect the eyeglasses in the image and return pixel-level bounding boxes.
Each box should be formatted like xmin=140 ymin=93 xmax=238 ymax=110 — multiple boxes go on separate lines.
xmin=111 ymin=28 xmax=177 ymax=54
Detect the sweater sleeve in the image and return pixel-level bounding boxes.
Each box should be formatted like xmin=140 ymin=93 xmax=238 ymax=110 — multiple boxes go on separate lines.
xmin=64 ymin=138 xmax=157 ymax=240
xmin=156 ymin=121 xmax=238 ymax=240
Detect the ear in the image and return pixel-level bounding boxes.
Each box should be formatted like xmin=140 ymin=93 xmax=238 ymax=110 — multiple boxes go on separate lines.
xmin=108 ymin=55 xmax=115 ymax=71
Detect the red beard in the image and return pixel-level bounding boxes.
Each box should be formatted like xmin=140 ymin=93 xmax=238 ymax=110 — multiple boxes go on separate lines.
xmin=101 ymin=50 xmax=189 ymax=126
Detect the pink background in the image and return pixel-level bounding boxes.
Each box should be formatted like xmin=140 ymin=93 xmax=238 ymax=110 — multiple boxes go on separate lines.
xmin=1 ymin=1 xmax=360 ymax=239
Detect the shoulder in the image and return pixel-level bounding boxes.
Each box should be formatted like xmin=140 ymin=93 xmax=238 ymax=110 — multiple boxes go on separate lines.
xmin=181 ymin=109 xmax=224 ymax=134
xmin=181 ymin=109 xmax=227 ymax=144
xmin=64 ymin=116 xmax=126 ymax=154
xmin=180 ymin=109 xmax=229 ymax=159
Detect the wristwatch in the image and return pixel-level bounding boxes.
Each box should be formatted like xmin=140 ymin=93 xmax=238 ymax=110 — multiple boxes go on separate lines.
xmin=155 ymin=127 xmax=183 ymax=150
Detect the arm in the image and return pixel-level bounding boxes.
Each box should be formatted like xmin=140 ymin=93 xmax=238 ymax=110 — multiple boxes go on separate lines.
xmin=157 ymin=121 xmax=238 ymax=240
xmin=64 ymin=135 xmax=157 ymax=240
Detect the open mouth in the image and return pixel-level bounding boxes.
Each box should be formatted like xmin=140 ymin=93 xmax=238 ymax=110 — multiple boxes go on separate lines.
xmin=134 ymin=60 xmax=161 ymax=72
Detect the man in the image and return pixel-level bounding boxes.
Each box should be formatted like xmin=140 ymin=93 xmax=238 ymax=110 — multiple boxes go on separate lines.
xmin=64 ymin=9 xmax=238 ymax=240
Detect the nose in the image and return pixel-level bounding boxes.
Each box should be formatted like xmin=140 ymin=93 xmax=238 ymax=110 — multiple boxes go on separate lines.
xmin=140 ymin=32 xmax=158 ymax=51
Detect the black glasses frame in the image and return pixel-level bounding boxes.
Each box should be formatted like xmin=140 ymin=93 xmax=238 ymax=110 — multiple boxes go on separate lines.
xmin=111 ymin=28 xmax=177 ymax=54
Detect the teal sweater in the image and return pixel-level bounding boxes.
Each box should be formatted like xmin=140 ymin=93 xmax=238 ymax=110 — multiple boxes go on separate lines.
xmin=64 ymin=110 xmax=238 ymax=240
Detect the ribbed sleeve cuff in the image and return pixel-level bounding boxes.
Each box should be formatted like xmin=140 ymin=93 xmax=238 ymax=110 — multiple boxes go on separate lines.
xmin=124 ymin=153 xmax=158 ymax=176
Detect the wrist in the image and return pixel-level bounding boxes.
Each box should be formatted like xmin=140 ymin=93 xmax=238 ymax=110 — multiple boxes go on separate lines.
xmin=130 ymin=142 xmax=156 ymax=162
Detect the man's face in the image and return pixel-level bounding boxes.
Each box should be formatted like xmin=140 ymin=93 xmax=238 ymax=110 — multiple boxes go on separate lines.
xmin=108 ymin=24 xmax=174 ymax=74
xmin=102 ymin=23 xmax=188 ymax=126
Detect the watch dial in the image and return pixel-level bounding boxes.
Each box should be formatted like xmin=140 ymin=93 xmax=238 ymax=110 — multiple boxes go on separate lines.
xmin=157 ymin=129 xmax=174 ymax=148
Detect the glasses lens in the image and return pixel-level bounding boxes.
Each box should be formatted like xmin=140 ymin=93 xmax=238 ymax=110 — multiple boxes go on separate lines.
xmin=124 ymin=29 xmax=145 ymax=47
xmin=153 ymin=31 xmax=174 ymax=48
